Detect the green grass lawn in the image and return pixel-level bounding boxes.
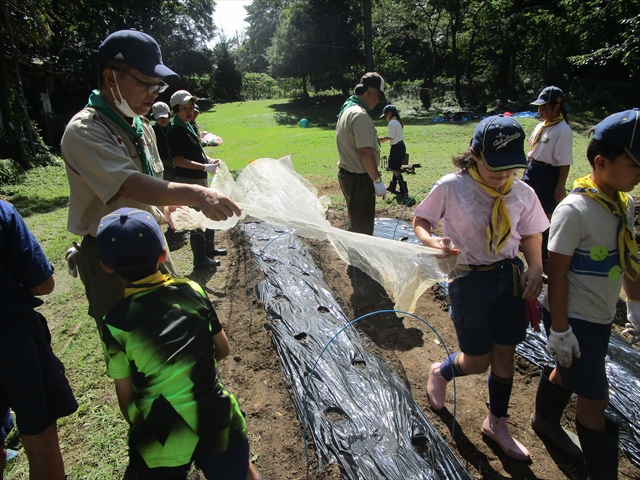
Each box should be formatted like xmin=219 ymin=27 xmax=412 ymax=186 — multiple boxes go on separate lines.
xmin=1 ymin=97 xmax=637 ymax=479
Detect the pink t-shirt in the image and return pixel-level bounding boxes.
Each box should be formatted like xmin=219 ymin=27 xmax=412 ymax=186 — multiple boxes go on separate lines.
xmin=413 ymin=171 xmax=549 ymax=265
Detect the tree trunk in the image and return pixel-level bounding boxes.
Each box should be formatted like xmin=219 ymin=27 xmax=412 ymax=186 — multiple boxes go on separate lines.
xmin=0 ymin=0 xmax=32 ymax=169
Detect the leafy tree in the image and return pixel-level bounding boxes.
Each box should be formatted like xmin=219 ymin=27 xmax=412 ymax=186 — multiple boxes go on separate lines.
xmin=211 ymin=38 xmax=242 ymax=101
xmin=243 ymin=0 xmax=284 ymax=73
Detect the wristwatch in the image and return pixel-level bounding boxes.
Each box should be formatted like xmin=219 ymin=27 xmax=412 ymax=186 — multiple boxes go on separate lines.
xmin=374 ymin=175 xmax=382 ymax=183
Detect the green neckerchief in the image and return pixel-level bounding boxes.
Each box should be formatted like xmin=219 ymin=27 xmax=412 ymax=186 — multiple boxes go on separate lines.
xmin=86 ymin=90 xmax=153 ymax=176
xmin=337 ymin=95 xmax=369 ymax=118
xmin=170 ymin=116 xmax=207 ymax=159
xmin=571 ymin=175 xmax=639 ymax=280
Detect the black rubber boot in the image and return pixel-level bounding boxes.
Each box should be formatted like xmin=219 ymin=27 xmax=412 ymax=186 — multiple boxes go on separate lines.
xmin=531 ymin=367 xmax=582 ymax=459
xmin=204 ymin=228 xmax=227 ymax=257
xmin=387 ymin=175 xmax=398 ymax=193
xmin=397 ymin=174 xmax=410 ymax=202
xmin=576 ymin=418 xmax=619 ymax=479
xmin=190 ymin=232 xmax=220 ymax=268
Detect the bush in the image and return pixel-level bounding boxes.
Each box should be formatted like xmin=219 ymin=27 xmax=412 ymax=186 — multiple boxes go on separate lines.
xmin=0 ymin=159 xmax=25 ymax=186
xmin=243 ymin=73 xmax=279 ymax=100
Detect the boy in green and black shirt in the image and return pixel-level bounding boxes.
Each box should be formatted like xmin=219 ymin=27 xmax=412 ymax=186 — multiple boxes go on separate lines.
xmin=96 ymin=207 xmax=259 ymax=480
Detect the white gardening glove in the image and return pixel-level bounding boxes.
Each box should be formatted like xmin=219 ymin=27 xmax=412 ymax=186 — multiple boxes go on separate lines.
xmin=547 ymin=325 xmax=581 ymax=367
xmin=374 ymin=180 xmax=387 ymax=198
xmin=203 ymin=162 xmax=219 ymax=174
xmin=622 ymin=299 xmax=640 ymax=344
xmin=65 ymin=241 xmax=80 ymax=277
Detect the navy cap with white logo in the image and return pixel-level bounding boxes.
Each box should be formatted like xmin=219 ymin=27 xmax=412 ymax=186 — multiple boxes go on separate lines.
xmin=531 ymin=86 xmax=564 ymax=106
xmin=471 ymin=115 xmax=528 ymax=171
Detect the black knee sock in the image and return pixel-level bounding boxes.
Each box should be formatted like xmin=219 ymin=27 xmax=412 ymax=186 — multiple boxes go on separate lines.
xmin=488 ymin=371 xmax=513 ymax=419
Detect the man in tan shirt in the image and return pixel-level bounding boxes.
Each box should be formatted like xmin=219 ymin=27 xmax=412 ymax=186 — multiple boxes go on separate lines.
xmin=336 ymin=72 xmax=387 ymax=235
xmin=61 ymin=30 xmax=240 ymax=326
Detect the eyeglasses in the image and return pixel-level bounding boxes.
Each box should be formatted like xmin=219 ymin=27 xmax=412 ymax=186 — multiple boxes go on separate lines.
xmin=114 ymin=68 xmax=168 ymax=94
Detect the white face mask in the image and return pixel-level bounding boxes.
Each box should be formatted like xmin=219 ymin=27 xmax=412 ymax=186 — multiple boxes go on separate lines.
xmin=110 ymin=72 xmax=140 ymax=119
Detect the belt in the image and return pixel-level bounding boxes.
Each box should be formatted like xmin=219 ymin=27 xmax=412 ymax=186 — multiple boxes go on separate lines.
xmin=530 ymin=159 xmax=551 ymax=167
xmin=457 ymin=259 xmax=520 ymax=295
xmin=338 ymin=167 xmax=367 ymax=175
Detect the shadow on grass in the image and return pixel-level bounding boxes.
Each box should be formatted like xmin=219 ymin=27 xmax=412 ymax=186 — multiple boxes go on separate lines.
xmin=6 ymin=193 xmax=69 ymax=217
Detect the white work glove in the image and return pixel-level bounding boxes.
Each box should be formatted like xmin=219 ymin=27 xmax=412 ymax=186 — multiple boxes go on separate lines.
xmin=374 ymin=180 xmax=387 ymax=198
xmin=622 ymin=299 xmax=640 ymax=344
xmin=547 ymin=325 xmax=581 ymax=368
xmin=203 ymin=162 xmax=219 ymax=174
xmin=65 ymin=241 xmax=80 ymax=277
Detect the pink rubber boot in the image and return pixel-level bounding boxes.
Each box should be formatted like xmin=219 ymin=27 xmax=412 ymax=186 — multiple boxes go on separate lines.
xmin=482 ymin=406 xmax=531 ymax=461
xmin=427 ymin=363 xmax=448 ymax=410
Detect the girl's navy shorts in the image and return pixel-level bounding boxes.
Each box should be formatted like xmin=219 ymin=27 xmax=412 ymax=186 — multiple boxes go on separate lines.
xmin=449 ymin=258 xmax=526 ymax=356
xmin=387 ymin=141 xmax=406 ymax=171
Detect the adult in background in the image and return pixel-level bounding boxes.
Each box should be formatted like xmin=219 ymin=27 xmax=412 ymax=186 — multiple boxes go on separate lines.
xmin=61 ymin=30 xmax=240 ymax=328
xmin=151 ymin=101 xmax=174 ymax=182
xmin=336 ymin=72 xmax=387 ymax=235
xmin=168 ymin=90 xmax=227 ymax=269
xmin=523 ymin=86 xmax=573 ymax=269
xmin=379 ymin=104 xmax=409 ymax=202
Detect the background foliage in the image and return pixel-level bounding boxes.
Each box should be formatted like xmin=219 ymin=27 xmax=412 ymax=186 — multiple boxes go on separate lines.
xmin=2 ymin=0 xmax=640 ymax=175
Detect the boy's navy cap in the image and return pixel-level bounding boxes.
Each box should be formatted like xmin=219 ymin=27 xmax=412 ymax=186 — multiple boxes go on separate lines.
xmin=471 ymin=115 xmax=528 ymax=171
xmin=593 ymin=108 xmax=640 ymax=166
xmin=99 ymin=29 xmax=179 ymax=81
xmin=356 ymin=72 xmax=387 ymax=104
xmin=531 ymin=86 xmax=564 ymax=106
xmin=380 ymin=104 xmax=397 ymax=118
xmin=96 ymin=208 xmax=165 ymax=273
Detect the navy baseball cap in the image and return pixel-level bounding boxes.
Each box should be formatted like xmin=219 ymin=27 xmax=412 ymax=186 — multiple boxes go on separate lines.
xmin=99 ymin=29 xmax=179 ymax=81
xmin=380 ymin=104 xmax=397 ymax=118
xmin=531 ymin=86 xmax=564 ymax=106
xmin=471 ymin=115 xmax=528 ymax=171
xmin=97 ymin=208 xmax=165 ymax=273
xmin=593 ymin=108 xmax=640 ymax=166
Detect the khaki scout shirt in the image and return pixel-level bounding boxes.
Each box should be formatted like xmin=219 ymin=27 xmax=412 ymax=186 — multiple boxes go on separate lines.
xmin=336 ymin=105 xmax=380 ymax=174
xmin=61 ymin=107 xmax=165 ymax=237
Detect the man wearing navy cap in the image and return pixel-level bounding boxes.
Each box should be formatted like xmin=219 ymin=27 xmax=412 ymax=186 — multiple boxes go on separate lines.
xmin=61 ymin=30 xmax=241 ymax=328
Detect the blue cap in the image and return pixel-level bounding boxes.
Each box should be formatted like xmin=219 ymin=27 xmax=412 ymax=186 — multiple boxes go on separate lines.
xmin=593 ymin=108 xmax=640 ymax=166
xmin=471 ymin=115 xmax=528 ymax=171
xmin=99 ymin=30 xmax=179 ymax=81
xmin=380 ymin=104 xmax=397 ymax=118
xmin=531 ymin=86 xmax=564 ymax=106
xmin=97 ymin=208 xmax=165 ymax=273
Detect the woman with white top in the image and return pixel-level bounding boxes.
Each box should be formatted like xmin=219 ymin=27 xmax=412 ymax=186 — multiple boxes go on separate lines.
xmin=523 ymin=86 xmax=573 ymax=266
xmin=379 ymin=105 xmax=409 ymax=201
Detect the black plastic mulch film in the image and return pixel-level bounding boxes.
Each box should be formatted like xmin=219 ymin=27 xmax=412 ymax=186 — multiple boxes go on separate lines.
xmin=246 ymin=217 xmax=640 ymax=476
xmin=246 ymin=220 xmax=472 ymax=480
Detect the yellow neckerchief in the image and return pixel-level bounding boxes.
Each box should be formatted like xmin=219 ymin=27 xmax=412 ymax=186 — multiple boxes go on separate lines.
xmin=124 ymin=271 xmax=194 ymax=298
xmin=468 ymin=164 xmax=514 ymax=257
xmin=531 ymin=115 xmax=564 ymax=145
xmin=571 ymin=175 xmax=639 ymax=280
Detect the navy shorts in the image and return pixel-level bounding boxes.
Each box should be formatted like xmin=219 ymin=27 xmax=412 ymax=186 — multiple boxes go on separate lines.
xmin=542 ymin=309 xmax=611 ymax=400
xmin=0 ymin=310 xmax=77 ymax=436
xmin=388 ymin=141 xmax=407 ymax=171
xmin=130 ymin=439 xmax=250 ymax=480
xmin=449 ymin=258 xmax=526 ymax=356
xmin=522 ymin=161 xmax=561 ymax=214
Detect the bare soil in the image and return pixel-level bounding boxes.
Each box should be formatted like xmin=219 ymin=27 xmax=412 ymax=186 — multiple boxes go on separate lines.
xmin=173 ymin=187 xmax=640 ymax=480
